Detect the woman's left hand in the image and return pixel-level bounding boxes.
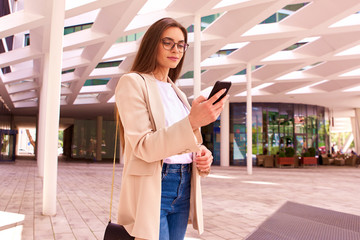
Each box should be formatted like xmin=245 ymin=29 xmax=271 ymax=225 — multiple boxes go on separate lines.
xmin=194 ymin=145 xmax=213 ymax=173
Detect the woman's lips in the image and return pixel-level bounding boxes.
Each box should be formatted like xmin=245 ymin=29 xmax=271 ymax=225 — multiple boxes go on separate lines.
xmin=168 ymin=57 xmax=179 ymax=61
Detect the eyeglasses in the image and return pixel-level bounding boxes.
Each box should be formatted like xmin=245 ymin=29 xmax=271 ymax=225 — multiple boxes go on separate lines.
xmin=161 ymin=38 xmax=189 ymax=53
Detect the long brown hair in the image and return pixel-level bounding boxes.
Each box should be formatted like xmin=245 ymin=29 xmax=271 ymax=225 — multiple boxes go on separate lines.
xmin=130 ymin=17 xmax=188 ymax=82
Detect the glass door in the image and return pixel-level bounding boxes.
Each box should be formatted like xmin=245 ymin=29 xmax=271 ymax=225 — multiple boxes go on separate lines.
xmin=232 ymin=124 xmax=246 ymax=165
xmin=267 ymin=109 xmax=279 ymax=155
xmin=295 ymin=134 xmax=306 ymax=155
xmin=0 ymin=130 xmax=17 ymax=162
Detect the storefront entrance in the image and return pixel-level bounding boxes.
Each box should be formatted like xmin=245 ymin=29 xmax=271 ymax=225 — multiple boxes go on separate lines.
xmin=0 ymin=129 xmax=17 ymax=162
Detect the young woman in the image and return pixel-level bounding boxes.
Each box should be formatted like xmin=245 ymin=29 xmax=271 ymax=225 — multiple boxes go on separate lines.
xmin=115 ymin=17 xmax=229 ymax=240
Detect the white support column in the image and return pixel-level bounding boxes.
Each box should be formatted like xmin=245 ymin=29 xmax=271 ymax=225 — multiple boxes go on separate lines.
xmin=193 ymin=14 xmax=201 ymax=99
xmin=38 ymin=80 xmax=47 ymax=178
xmin=246 ymin=64 xmax=253 ymax=175
xmin=352 ymin=108 xmax=360 ymax=154
xmin=96 ymin=116 xmax=103 ymax=161
xmin=40 ymin=0 xmax=65 ymax=216
xmin=37 ymin=107 xmax=45 ymax=177
xmin=220 ymin=100 xmax=230 ymax=167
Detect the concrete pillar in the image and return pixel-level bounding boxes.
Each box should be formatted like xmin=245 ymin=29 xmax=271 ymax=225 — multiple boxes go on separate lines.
xmin=193 ymin=14 xmax=201 ymax=99
xmin=37 ymin=99 xmax=45 ymax=177
xmin=352 ymin=109 xmax=360 ymax=154
xmin=220 ymin=100 xmax=230 ymax=167
xmin=40 ymin=0 xmax=65 ymax=216
xmin=96 ymin=116 xmax=103 ymax=161
xmin=246 ymin=64 xmax=253 ymax=175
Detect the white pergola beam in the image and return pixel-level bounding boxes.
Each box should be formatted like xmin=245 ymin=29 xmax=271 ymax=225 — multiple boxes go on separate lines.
xmin=7 ymin=81 xmax=38 ymax=94
xmin=80 ymin=85 xmax=111 ymax=94
xmin=0 ymin=11 xmax=45 ymax=39
xmin=10 ymin=90 xmax=37 ymax=102
xmin=65 ymin=0 xmax=127 ymax=19
xmin=89 ymin=67 xmax=125 ymax=78
xmin=14 ymin=100 xmax=37 ymax=108
xmin=1 ymin=68 xmax=39 ymax=84
xmin=0 ymin=47 xmax=42 ymax=68
xmin=66 ymin=0 xmax=147 ymax=104
xmin=63 ymin=29 xmax=109 ymax=51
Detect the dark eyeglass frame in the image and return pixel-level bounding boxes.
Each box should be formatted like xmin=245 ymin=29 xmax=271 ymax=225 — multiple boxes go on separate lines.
xmin=161 ymin=37 xmax=189 ymax=53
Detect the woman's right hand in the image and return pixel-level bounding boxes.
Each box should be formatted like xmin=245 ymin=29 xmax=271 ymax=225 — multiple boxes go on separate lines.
xmin=188 ymin=89 xmax=229 ymax=130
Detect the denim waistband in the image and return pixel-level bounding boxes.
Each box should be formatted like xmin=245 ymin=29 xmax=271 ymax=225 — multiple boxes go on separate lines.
xmin=162 ymin=163 xmax=191 ymax=173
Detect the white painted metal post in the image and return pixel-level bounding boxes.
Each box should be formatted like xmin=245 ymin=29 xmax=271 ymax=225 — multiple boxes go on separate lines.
xmin=96 ymin=116 xmax=103 ymax=161
xmin=355 ymin=109 xmax=360 ymax=154
xmin=193 ymin=14 xmax=201 ymax=98
xmin=220 ymin=100 xmax=230 ymax=166
xmin=41 ymin=0 xmax=65 ymax=216
xmin=37 ymin=98 xmax=45 ymax=177
xmin=246 ymin=64 xmax=253 ymax=175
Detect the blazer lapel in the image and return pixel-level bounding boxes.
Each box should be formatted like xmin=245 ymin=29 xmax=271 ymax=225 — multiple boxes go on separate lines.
xmin=142 ymin=74 xmax=166 ymax=131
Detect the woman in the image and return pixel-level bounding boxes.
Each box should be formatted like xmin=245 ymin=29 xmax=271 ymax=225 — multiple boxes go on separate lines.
xmin=115 ymin=17 xmax=229 ymax=240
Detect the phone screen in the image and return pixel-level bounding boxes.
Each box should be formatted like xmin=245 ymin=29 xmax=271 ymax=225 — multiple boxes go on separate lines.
xmin=208 ymin=81 xmax=231 ymax=104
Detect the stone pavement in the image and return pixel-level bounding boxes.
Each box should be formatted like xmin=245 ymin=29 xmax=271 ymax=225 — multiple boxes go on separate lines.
xmin=0 ymin=160 xmax=359 ymax=240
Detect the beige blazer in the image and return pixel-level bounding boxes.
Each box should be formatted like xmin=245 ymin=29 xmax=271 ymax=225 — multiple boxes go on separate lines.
xmin=115 ymin=73 xmax=206 ymax=240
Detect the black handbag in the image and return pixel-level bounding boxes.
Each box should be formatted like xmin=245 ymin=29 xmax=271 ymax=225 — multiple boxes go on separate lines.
xmin=103 ymin=118 xmax=134 ymax=240
xmin=104 ymin=221 xmax=134 ymax=240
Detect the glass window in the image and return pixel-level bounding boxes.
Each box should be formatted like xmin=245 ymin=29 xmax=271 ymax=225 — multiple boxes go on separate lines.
xmin=296 ymin=135 xmax=306 ymax=155
xmin=84 ymin=78 xmax=110 ymax=86
xmin=294 ymin=104 xmax=306 ymax=134
xmin=116 ymin=36 xmax=126 ymax=43
xmin=127 ymin=34 xmax=135 ymax=42
xmin=279 ymin=104 xmax=294 ymax=149
xmin=230 ymin=104 xmax=246 ymax=165
xmin=267 ymin=106 xmax=279 ymax=155
xmin=135 ymin=32 xmax=145 ymax=40
xmin=102 ymin=120 xmax=119 ymax=159
xmin=261 ymin=13 xmax=276 ymax=24
xmin=64 ymin=27 xmax=74 ymax=35
xmin=213 ymin=120 xmax=221 ymax=165
xmin=317 ymin=106 xmax=327 ymax=153
xmin=252 ymin=106 xmax=263 ymax=155
xmin=226 ymin=102 xmax=329 ymax=166
xmin=82 ymin=24 xmax=92 ymax=30
xmin=201 ymin=123 xmax=216 ymax=164
xmin=72 ymin=120 xmax=97 ymax=159
xmin=96 ymin=61 xmax=121 ymax=68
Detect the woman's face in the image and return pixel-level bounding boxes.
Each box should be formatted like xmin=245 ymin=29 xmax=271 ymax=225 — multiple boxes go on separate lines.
xmin=156 ymin=27 xmax=185 ymax=72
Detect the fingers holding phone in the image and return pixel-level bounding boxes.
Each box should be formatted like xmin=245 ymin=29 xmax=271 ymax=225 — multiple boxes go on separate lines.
xmin=189 ymin=82 xmax=231 ymax=130
xmin=207 ymin=81 xmax=231 ymax=104
xmin=208 ymin=88 xmax=227 ymax=105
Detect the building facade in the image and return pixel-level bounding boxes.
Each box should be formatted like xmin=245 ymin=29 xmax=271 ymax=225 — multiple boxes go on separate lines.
xmin=202 ymin=103 xmax=329 ymax=166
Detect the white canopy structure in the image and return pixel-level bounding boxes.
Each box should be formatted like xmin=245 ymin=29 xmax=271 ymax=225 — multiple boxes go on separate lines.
xmin=1 ymin=0 xmax=360 ymax=215
xmin=0 ymin=0 xmax=360 ymax=119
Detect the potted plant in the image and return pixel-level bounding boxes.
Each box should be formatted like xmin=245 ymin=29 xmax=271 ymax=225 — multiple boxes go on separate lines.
xmin=301 ymin=147 xmax=317 ymax=166
xmin=278 ymin=147 xmax=295 ymax=167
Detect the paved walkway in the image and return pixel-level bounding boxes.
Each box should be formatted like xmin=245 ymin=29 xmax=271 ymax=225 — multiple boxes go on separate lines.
xmin=0 ymin=160 xmax=359 ymax=240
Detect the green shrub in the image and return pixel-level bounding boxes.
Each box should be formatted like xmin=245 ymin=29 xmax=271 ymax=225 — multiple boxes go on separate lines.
xmin=308 ymin=147 xmax=316 ymax=157
xmin=279 ymin=149 xmax=286 ymax=157
xmin=285 ymin=147 xmax=295 ymax=157
xmin=303 ymin=151 xmax=311 ymax=157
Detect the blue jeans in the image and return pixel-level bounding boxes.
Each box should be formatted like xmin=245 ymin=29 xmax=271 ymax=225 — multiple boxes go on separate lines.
xmin=159 ymin=163 xmax=191 ymax=240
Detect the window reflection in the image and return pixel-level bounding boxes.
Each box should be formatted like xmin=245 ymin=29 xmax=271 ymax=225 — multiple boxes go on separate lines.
xmin=225 ymin=103 xmax=328 ymax=166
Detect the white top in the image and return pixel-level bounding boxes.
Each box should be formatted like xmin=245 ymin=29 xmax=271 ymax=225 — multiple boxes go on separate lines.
xmin=156 ymin=80 xmax=193 ymax=164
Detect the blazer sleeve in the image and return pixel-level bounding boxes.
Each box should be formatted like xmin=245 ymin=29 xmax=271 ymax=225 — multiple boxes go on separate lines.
xmin=115 ymin=73 xmax=201 ymax=163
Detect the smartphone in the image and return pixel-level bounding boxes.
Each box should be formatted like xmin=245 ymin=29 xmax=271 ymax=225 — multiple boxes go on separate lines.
xmin=207 ymin=81 xmax=232 ymax=104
